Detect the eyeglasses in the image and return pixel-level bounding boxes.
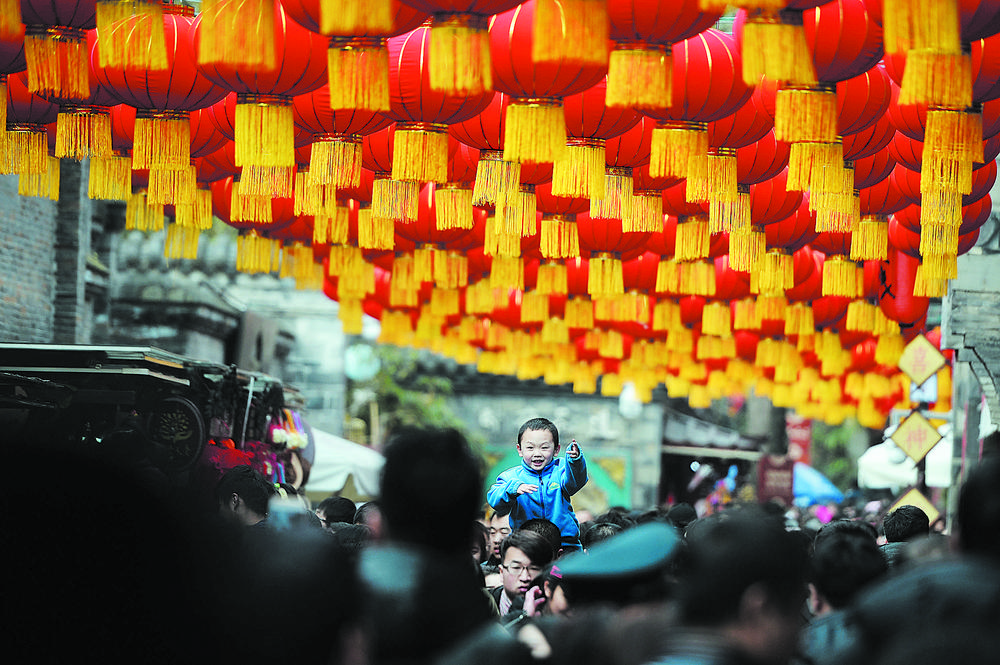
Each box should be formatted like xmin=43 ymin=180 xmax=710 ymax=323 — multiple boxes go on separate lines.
xmin=502 ymin=562 xmax=543 ymax=577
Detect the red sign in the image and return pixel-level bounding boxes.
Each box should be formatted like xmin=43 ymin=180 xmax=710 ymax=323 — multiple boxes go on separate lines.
xmin=786 ymin=412 xmax=812 ymax=466
xmin=758 ymin=455 xmax=795 ymax=506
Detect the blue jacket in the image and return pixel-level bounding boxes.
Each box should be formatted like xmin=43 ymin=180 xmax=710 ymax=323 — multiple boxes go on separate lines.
xmin=486 ymin=454 xmax=587 ymax=542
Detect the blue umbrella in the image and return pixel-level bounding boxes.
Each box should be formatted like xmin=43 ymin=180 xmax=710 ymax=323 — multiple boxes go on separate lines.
xmin=793 ymin=462 xmax=844 ymax=505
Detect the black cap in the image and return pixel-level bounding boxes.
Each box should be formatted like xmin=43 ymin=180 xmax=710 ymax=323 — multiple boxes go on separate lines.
xmin=557 ymin=521 xmax=681 ymax=580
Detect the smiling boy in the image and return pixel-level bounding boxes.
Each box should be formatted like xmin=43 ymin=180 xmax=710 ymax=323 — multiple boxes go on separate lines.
xmin=487 ymin=418 xmax=588 ymax=552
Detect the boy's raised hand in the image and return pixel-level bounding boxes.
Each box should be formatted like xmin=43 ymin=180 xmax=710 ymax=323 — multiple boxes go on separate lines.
xmin=567 ymin=439 xmax=581 ymax=459
xmin=517 ymin=483 xmax=539 ymax=494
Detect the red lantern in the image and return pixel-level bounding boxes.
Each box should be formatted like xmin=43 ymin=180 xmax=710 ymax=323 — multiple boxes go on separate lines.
xmin=641 ymin=29 xmax=752 ymax=184
xmin=853 ymin=150 xmax=894 ymax=189
xmin=93 ymin=8 xmax=228 ymax=207
xmin=859 ymin=165 xmax=909 ymax=215
xmin=606 ymin=0 xmax=721 ymax=110
xmin=736 ymin=130 xmax=791 ymax=186
xmin=195 ymin=2 xmax=328 ymax=197
xmin=575 ymin=211 xmax=651 ymax=296
xmin=489 ymin=0 xmax=608 ymax=165
xmin=554 ymin=77 xmax=640 ymax=201
xmin=836 ymin=64 xmax=891 ymax=136
xmin=386 ymin=25 xmax=494 ymax=186
xmin=283 ymin=0 xmax=426 ymax=112
xmin=972 ymin=32 xmax=1000 ymax=103
xmin=20 ymin=0 xmax=96 ymax=100
xmin=842 ymin=111 xmax=895 ymax=161
xmin=878 ymin=246 xmax=929 ymax=327
xmin=4 ymin=71 xmax=58 ymax=195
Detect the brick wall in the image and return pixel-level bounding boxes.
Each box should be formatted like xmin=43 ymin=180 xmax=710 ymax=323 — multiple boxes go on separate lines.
xmin=0 ymin=173 xmax=59 ymax=343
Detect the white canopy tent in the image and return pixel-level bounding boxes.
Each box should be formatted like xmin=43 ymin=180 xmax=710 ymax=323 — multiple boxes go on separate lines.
xmin=306 ymin=428 xmax=384 ymax=497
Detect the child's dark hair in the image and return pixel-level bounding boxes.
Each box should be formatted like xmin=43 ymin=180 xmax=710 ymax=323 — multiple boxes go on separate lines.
xmin=518 ymin=418 xmax=560 ymax=447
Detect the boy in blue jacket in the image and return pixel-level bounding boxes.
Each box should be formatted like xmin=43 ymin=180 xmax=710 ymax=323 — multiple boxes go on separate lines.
xmin=487 ymin=417 xmax=588 ymax=552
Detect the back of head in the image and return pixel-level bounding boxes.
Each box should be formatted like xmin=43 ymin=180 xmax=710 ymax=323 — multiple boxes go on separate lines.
xmin=957 ymin=454 xmax=1000 ymax=560
xmin=811 ymin=529 xmax=887 ymax=609
xmin=317 ymin=496 xmax=357 ymax=524
xmin=677 ymin=507 xmax=809 ymax=627
xmin=380 ymin=427 xmax=483 ymax=554
xmin=214 ymin=465 xmax=274 ymax=516
xmin=520 ymin=518 xmax=562 ymax=559
xmin=582 ymin=522 xmax=623 ymax=550
xmin=882 ymin=505 xmax=930 ymax=543
xmin=518 ymin=417 xmax=559 ymax=447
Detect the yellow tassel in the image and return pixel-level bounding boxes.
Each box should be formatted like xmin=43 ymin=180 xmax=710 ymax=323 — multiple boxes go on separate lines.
xmin=294 ymin=169 xmax=322 ymax=215
xmin=813 ymin=191 xmax=859 ymax=234
xmin=231 ymin=180 xmax=272 ymax=224
xmin=552 ymin=138 xmax=605 ymax=198
xmin=503 ymin=99 xmax=566 ymax=165
xmin=18 ymin=155 xmax=61 ymax=200
xmin=710 ymin=182 xmax=748 ymax=235
xmin=922 ymin=109 xmax=980 ymax=194
xmin=240 ymin=164 xmax=295 ymax=199
xmin=733 ymin=297 xmax=758 ymax=330
xmin=320 ymin=0 xmax=393 ymax=34
xmin=174 ymin=187 xmax=212 ymax=232
xmin=5 ymin=126 xmax=49 ymax=175
xmin=372 ymin=176 xmax=418 ymax=222
xmin=541 ymin=317 xmax=569 ymax=344
xmin=625 ymin=191 xmax=663 ymax=233
xmin=328 ymin=37 xmax=390 ymax=112
xmin=474 ymin=151 xmax=521 ymax=206
xmin=566 ymin=296 xmax=594 ymax=328
xmin=96 ymin=0 xmax=168 ymax=71
xmin=675 ymin=215 xmax=710 ymax=262
xmin=435 ymin=184 xmax=475 ymax=230
xmin=236 ymin=232 xmax=281 ymax=274
xmin=587 ymin=252 xmax=624 ymax=297
xmin=919 ymin=253 xmax=958 ymax=281
xmin=774 ymin=86 xmax=837 ymax=143
xmin=785 ymin=302 xmax=815 ymax=336
xmin=430 ymin=287 xmax=460 ymax=317
xmin=338 ymin=249 xmax=374 ymax=298
xmin=358 ymin=206 xmax=395 ymax=250
xmin=23 ymin=26 xmax=89 ymax=100
xmin=520 ymin=290 xmax=549 ymax=323
xmin=432 ymin=250 xmax=468 ymax=289
xmin=533 ymin=0 xmax=608 ymax=67
xmin=875 ymin=331 xmax=906 ymax=366
xmin=741 ymin=9 xmax=816 ymax=87
xmin=132 ymin=112 xmax=190 ymax=172
xmin=490 ymin=255 xmax=525 ymax=290
xmin=913 ymin=264 xmax=949 ymax=297
xmin=165 ymin=223 xmax=200 ymax=260
xmin=821 ymin=256 xmax=862 ymax=298
xmin=679 ymin=259 xmax=716 ymax=296
xmin=392 ymin=123 xmax=449 ymax=183
xmin=607 ymin=44 xmax=671 ymax=110
xmin=147 ymin=163 xmax=197 ymax=206
xmin=88 ymin=152 xmax=132 ymax=201
xmin=56 ymin=107 xmax=112 ymax=160
xmin=846 ymin=300 xmax=876 ymax=332
xmin=757 ymin=294 xmax=787 ymax=322
xmin=598 ymin=329 xmax=625 ymax=359
xmin=540 ymin=215 xmax=581 ymax=259
xmin=655 ymin=258 xmax=680 ymax=294
xmin=495 ymin=185 xmax=538 ymax=237
xmin=429 ymin=13 xmax=492 ymax=96
xmin=728 ymin=229 xmax=765 ymax=273
xmin=536 ymin=261 xmax=568 ymax=295
xmin=591 ymin=168 xmax=634 ymax=224
xmin=126 ymin=191 xmax=164 ymax=232
xmin=412 ymin=246 xmax=434 ymax=284
xmin=197 ymin=0 xmax=276 ymax=69
xmin=757 ymin=250 xmax=793 ymax=296
xmin=484 ymin=215 xmax=522 ymax=257
xmin=900 ymin=50 xmax=971 ymax=108
xmin=919 ymin=221 xmax=959 ymax=257
xmin=787 ymin=141 xmax=842 ymax=192
xmin=338 ymin=298 xmax=364 ymax=334
xmin=702 ymin=301 xmax=732 ymax=338
xmin=669 ymin=297 xmax=703 ymax=336
xmin=0 ymin=0 xmax=21 ymax=41
xmin=851 ymin=214 xmax=888 ymax=261
xmin=310 ymin=136 xmax=362 ymax=188
xmin=235 ymin=98 xmax=294 ymax=170
xmin=649 ymin=121 xmax=708 ymax=180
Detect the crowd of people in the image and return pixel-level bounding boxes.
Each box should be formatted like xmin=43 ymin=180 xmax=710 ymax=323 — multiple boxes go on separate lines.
xmin=9 ymin=423 xmax=1000 ymax=665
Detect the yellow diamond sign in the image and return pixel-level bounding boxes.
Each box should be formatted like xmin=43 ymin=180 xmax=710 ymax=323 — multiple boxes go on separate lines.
xmin=898 ymin=334 xmax=946 ymax=387
xmin=891 ymin=488 xmax=940 ymax=525
xmin=891 ymin=411 xmax=943 ymax=463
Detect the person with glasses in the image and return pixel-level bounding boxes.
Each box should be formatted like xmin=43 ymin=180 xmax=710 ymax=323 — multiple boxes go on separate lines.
xmin=489 ymin=529 xmax=554 ymax=625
